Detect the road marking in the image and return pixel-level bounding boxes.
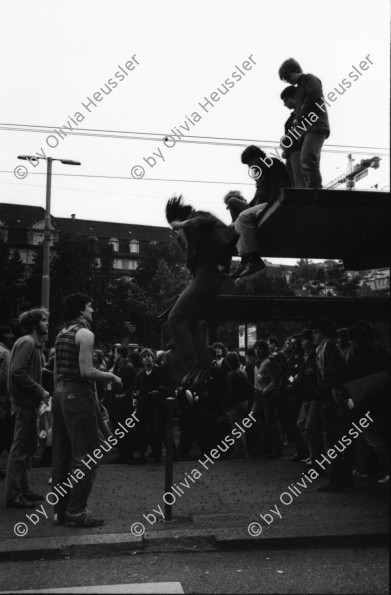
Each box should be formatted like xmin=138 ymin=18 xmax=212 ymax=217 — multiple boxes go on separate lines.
xmin=0 ymin=582 xmax=184 ymax=594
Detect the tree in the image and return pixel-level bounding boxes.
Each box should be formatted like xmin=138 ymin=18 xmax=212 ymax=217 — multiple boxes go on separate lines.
xmin=133 ymin=241 xmax=189 ymax=312
xmin=0 ymin=239 xmax=26 ymax=323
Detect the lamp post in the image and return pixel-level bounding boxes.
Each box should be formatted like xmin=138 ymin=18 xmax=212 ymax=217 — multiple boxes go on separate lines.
xmin=17 ymin=156 xmax=81 ymax=310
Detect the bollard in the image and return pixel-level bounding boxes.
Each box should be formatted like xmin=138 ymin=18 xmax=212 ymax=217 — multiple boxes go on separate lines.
xmin=164 ymin=395 xmax=176 ymax=521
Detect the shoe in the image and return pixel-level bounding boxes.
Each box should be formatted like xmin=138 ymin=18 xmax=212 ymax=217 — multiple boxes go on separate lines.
xmin=378 ymin=474 xmax=389 ymax=484
xmin=300 ymin=457 xmax=312 ymax=465
xmin=217 ymin=263 xmax=231 ymax=276
xmin=65 ymin=510 xmax=105 ymax=527
xmin=23 ymin=491 xmax=44 ymax=501
xmin=6 ymin=496 xmax=35 ymax=509
xmin=238 ymin=260 xmax=266 ymax=279
xmin=53 ymin=513 xmax=65 ymax=525
xmin=352 ymin=470 xmax=369 ymax=479
xmin=228 ymin=263 xmax=247 ymax=278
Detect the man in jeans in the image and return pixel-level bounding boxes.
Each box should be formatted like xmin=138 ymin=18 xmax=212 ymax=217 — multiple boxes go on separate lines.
xmin=252 ymin=340 xmax=283 ymax=458
xmin=5 ymin=310 xmax=50 ymax=508
xmin=52 ymin=294 xmax=122 ymax=527
xmin=0 ymin=325 xmax=15 ymax=479
xmin=166 ymin=196 xmax=237 ymax=385
xmin=280 ymin=85 xmax=306 ymax=188
xmin=279 ymin=58 xmax=330 ymax=188
xmin=231 ymin=145 xmax=290 ymax=278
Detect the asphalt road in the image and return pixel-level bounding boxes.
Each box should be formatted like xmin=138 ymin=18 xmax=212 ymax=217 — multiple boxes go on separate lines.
xmin=0 ymin=547 xmax=388 ymax=594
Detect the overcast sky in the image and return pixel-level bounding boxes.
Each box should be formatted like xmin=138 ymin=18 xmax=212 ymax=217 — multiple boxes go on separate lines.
xmin=0 ymin=0 xmax=389 ymax=264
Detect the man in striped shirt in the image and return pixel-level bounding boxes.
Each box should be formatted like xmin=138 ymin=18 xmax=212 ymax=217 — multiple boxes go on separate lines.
xmin=52 ymin=294 xmax=122 ymax=527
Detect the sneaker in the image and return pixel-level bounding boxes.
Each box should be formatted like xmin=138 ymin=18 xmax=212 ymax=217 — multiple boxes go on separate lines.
xmin=228 ymin=262 xmax=247 ymax=278
xmin=352 ymin=470 xmax=369 ymax=479
xmin=6 ymin=496 xmax=35 ymax=509
xmin=23 ymin=491 xmax=44 ymax=501
xmin=238 ymin=260 xmax=266 ymax=279
xmin=378 ymin=474 xmax=389 ymax=484
xmin=65 ymin=510 xmax=105 ymax=528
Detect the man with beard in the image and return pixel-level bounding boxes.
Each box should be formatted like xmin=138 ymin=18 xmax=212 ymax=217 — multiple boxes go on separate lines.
xmin=5 ymin=310 xmax=50 ymax=508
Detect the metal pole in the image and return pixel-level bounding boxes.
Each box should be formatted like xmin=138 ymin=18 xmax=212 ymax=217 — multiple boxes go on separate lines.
xmin=164 ymin=396 xmax=175 ymax=521
xmin=41 ymin=158 xmax=52 ymax=310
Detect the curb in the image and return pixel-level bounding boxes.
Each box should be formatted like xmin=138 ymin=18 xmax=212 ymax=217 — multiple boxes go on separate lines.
xmin=0 ymin=530 xmax=388 ymax=561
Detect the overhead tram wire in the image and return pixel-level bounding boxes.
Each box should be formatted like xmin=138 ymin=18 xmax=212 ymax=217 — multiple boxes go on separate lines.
xmin=0 ymin=123 xmax=388 ymax=156
xmin=0 ymin=170 xmax=254 ymax=186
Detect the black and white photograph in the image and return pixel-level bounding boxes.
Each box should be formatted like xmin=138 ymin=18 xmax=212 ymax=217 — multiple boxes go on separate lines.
xmin=0 ymin=0 xmax=389 ymax=593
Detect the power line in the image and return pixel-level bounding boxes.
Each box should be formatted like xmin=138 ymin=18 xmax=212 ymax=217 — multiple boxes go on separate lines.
xmin=0 ymin=123 xmax=388 ymax=155
xmin=0 ymin=170 xmax=254 ymax=186
xmin=0 ymin=180 xmax=226 ymax=205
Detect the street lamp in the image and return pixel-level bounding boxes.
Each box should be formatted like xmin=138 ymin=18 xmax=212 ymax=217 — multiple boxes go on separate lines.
xmin=17 ymin=155 xmax=81 ymax=310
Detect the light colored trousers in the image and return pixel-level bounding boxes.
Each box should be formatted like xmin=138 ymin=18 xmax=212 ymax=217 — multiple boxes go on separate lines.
xmin=234 ymin=203 xmax=267 ymax=256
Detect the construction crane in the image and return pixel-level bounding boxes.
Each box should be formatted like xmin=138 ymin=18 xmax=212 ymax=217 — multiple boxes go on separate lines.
xmin=325 ymin=154 xmax=381 ymax=190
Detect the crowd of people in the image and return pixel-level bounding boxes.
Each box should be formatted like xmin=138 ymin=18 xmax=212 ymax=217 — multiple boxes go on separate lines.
xmin=0 ymin=58 xmax=388 ymax=529
xmin=1 ymin=304 xmax=389 ymax=528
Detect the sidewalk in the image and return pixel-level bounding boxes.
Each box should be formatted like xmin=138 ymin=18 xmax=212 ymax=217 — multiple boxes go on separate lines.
xmin=0 ymin=450 xmax=388 ymax=560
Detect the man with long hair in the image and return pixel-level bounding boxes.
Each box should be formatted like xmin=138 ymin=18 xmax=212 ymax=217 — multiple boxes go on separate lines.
xmin=278 ymin=58 xmax=330 ymax=188
xmin=52 ymin=294 xmax=122 ymax=526
xmin=5 ymin=309 xmax=50 ymax=508
xmin=166 ymin=196 xmax=237 ymax=385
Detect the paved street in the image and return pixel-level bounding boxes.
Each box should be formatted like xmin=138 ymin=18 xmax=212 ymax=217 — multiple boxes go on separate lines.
xmin=0 ymin=446 xmax=389 ymax=593
xmin=0 ymin=548 xmax=389 ymax=594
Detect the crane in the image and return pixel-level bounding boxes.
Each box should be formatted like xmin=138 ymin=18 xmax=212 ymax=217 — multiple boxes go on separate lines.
xmin=325 ymin=154 xmax=381 ymax=190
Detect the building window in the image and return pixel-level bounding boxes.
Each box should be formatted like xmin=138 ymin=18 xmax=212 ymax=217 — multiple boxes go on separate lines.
xmin=109 ymin=237 xmax=119 ymax=252
xmin=129 ymin=239 xmax=140 ymax=254
xmin=114 ymin=259 xmax=139 ymax=270
xmin=31 ymin=232 xmax=55 ymax=246
xmin=18 ymin=250 xmax=36 ymax=265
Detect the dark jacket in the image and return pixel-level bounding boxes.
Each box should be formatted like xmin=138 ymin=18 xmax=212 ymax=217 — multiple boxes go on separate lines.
xmin=134 ymin=365 xmax=168 ymax=401
xmin=226 ymin=369 xmax=253 ymax=409
xmin=249 ymin=158 xmax=291 ymax=208
xmin=282 ymin=112 xmax=302 ymax=157
xmin=295 ymin=73 xmax=330 ymax=138
xmin=315 ymin=339 xmax=345 ymax=400
xmin=9 ymin=335 xmax=46 ymax=409
xmin=112 ymin=358 xmax=136 ymax=398
xmin=179 ymin=211 xmax=237 ymax=275
xmin=298 ymin=351 xmax=318 ymax=402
